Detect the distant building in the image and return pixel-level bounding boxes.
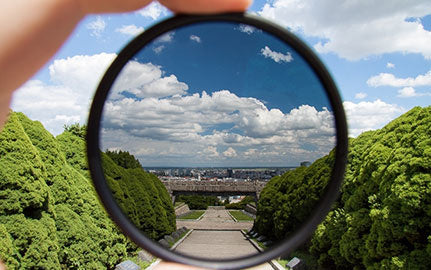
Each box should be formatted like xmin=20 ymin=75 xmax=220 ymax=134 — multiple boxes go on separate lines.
xmin=227 ymin=169 xmax=234 ymax=178
xmin=300 ymin=161 xmax=311 ymax=167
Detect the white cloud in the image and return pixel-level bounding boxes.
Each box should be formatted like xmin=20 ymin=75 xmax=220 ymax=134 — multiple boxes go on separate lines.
xmin=398 ymin=87 xmax=417 ymax=98
xmin=244 ymin=148 xmax=258 ymax=156
xmin=153 ymin=45 xmax=165 ymax=54
xmin=101 ymin=82 xmax=337 ymax=167
xmin=343 ymin=99 xmax=405 ymax=137
xmin=137 ymin=2 xmax=168 ymax=20
xmin=11 ymin=53 xmax=116 ymax=135
xmin=223 ymin=147 xmax=237 ymax=158
xmin=261 ymin=46 xmax=293 ymax=63
xmin=259 ymin=0 xmax=431 ymax=60
xmin=367 ymin=70 xmax=431 ymax=87
xmin=115 ymin=24 xmax=144 ymax=36
xmin=238 ymin=24 xmax=256 ymax=34
xmin=112 ymin=61 xmax=188 ymax=98
xmin=190 ymin=35 xmax=201 ymax=43
xmin=202 ymin=146 xmax=219 ymax=157
xmin=86 ymin=16 xmax=106 ymax=37
xmin=397 ymin=86 xmax=431 ymax=98
xmin=386 ymin=62 xmax=395 ymax=69
xmin=355 ymin=92 xmax=367 ymax=99
xmin=155 ymin=31 xmax=175 ymax=43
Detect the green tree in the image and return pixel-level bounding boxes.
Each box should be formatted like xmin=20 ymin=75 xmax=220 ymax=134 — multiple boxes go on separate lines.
xmin=256 ymin=106 xmax=431 ymax=269
xmin=0 ymin=113 xmax=60 ymax=269
xmin=309 ymin=106 xmax=431 ymax=269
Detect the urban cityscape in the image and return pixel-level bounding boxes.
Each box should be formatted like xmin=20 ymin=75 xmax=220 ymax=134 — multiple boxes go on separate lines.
xmin=146 ymin=162 xmax=312 ymax=182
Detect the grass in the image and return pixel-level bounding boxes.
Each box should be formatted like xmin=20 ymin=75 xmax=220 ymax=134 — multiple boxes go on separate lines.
xmin=174 ymin=201 xmax=184 ymax=207
xmin=276 ymin=259 xmax=289 ymax=269
xmin=177 ymin=210 xmax=205 ymax=220
xmin=123 ymin=254 xmax=155 ymax=269
xmin=229 ymin=210 xmax=254 ymax=221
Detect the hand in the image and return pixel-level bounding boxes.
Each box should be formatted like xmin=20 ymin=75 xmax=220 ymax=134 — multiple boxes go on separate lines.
xmin=0 ymin=0 xmax=252 ymax=127
xmin=154 ymin=262 xmax=207 ymax=270
xmin=77 ymin=0 xmax=251 ymax=14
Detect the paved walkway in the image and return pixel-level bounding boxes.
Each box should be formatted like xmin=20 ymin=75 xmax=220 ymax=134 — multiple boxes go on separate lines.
xmin=173 ymin=208 xmax=273 ymax=270
xmin=174 ymin=230 xmax=258 ymax=258
xmin=176 ymin=208 xmax=253 ymax=230
xmin=173 ymin=230 xmax=273 ymax=270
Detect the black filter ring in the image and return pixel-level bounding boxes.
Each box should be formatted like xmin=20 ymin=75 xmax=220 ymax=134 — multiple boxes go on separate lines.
xmin=86 ymin=13 xmax=348 ymax=270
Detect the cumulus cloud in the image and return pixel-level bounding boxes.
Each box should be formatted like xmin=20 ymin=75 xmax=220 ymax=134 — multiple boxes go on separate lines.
xmin=115 ymin=24 xmax=144 ymax=36
xmin=202 ymin=146 xmax=219 ymax=157
xmin=261 ymin=46 xmax=293 ymax=63
xmin=397 ymin=87 xmax=431 ymax=98
xmin=153 ymin=45 xmax=165 ymax=54
xmin=367 ymin=70 xmax=431 ymax=87
xmin=355 ymin=92 xmax=367 ymax=99
xmin=101 ymin=81 xmax=337 ymax=166
xmin=343 ymin=99 xmax=405 ymax=137
xmin=112 ymin=61 xmax=188 ymax=98
xmin=86 ymin=16 xmax=106 ymax=37
xmin=237 ymin=24 xmax=256 ymax=34
xmin=223 ymin=147 xmax=237 ymax=158
xmin=12 ymin=53 xmax=116 ymax=135
xmin=190 ymin=35 xmax=201 ymax=43
xmin=386 ymin=62 xmax=395 ymax=69
xmin=259 ymin=0 xmax=431 ymax=60
xmin=155 ymin=31 xmax=175 ymax=43
xmin=137 ymin=2 xmax=168 ymax=20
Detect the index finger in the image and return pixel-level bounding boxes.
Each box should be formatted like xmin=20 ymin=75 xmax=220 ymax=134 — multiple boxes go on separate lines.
xmin=160 ymin=0 xmax=252 ymax=14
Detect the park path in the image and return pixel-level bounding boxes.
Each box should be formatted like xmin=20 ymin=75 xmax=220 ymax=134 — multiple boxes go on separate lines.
xmin=173 ymin=208 xmax=273 ymax=270
xmin=176 ymin=207 xmax=254 ymax=230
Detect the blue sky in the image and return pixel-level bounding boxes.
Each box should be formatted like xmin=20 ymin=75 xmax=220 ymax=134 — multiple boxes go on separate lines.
xmin=100 ymin=20 xmax=335 ymax=166
xmin=11 ymin=0 xmax=431 ymax=166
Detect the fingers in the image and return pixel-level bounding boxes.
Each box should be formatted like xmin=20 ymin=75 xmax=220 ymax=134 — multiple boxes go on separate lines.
xmin=75 ymin=0 xmax=153 ymax=14
xmin=160 ymin=0 xmax=252 ymax=14
xmin=153 ymin=262 xmax=208 ymax=270
xmin=77 ymin=0 xmax=251 ymax=15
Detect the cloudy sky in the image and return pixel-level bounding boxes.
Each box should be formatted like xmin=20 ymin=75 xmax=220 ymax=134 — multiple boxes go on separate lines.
xmin=11 ymin=0 xmax=431 ymax=167
xmin=101 ymin=22 xmax=335 ymax=167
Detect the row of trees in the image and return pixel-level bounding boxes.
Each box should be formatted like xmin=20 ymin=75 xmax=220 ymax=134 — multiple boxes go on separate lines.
xmin=103 ymin=151 xmax=176 ymax=240
xmin=0 ymin=113 xmax=175 ymax=269
xmin=255 ymin=151 xmax=334 ymax=240
xmin=255 ymin=106 xmax=431 ymax=269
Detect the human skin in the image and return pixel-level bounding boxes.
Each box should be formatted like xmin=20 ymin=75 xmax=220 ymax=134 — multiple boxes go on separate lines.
xmin=0 ymin=0 xmax=251 ymax=128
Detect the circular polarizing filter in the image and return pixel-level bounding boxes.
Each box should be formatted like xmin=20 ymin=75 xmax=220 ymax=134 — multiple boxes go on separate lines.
xmin=87 ymin=13 xmax=348 ymax=270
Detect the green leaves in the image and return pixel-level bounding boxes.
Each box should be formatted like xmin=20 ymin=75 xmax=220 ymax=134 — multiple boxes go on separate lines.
xmin=0 ymin=113 xmax=175 ymax=269
xmin=256 ymin=106 xmax=431 ymax=269
xmin=255 ymin=154 xmax=333 ymax=240
xmin=309 ymin=106 xmax=431 ymax=269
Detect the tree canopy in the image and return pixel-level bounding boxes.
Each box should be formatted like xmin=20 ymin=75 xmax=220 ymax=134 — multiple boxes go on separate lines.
xmin=0 ymin=113 xmax=175 ymax=269
xmin=255 ymin=106 xmax=431 ymax=269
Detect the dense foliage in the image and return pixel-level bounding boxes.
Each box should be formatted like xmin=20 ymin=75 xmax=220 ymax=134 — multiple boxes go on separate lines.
xmin=255 ymin=151 xmax=334 ymax=240
xmin=256 ymin=106 xmax=431 ymax=269
xmin=103 ymin=153 xmax=176 ymax=240
xmin=106 ymin=150 xmax=142 ymax=169
xmin=0 ymin=113 xmax=175 ymax=269
xmin=176 ymin=195 xmax=222 ymax=210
